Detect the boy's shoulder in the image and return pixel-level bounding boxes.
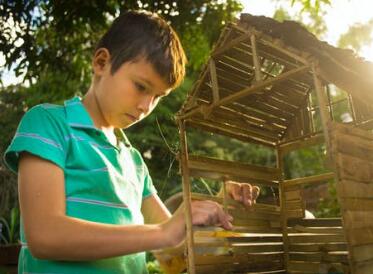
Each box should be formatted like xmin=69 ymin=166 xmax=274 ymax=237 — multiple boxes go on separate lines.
xmin=23 ymin=101 xmax=68 ymax=126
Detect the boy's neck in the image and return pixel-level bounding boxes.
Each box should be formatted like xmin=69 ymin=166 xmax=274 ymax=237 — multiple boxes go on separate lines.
xmin=82 ymin=87 xmax=114 ymax=133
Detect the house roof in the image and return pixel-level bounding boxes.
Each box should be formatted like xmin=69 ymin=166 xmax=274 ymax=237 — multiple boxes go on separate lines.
xmin=239 ymin=14 xmax=373 ymax=104
xmin=178 ymin=14 xmax=373 ymax=147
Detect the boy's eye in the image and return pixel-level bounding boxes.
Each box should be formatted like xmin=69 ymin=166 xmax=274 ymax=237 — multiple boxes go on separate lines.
xmin=134 ymin=82 xmax=146 ymax=92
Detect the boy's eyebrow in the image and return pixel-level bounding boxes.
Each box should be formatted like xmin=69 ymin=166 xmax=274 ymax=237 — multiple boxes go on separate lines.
xmin=136 ymin=76 xmax=154 ymax=88
xmin=136 ymin=76 xmax=171 ymax=97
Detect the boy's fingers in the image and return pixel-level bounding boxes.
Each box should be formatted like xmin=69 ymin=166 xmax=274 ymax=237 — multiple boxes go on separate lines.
xmin=242 ymin=184 xmax=253 ymax=207
xmin=217 ymin=208 xmax=233 ymax=230
xmin=252 ymin=186 xmax=260 ymax=201
xmin=230 ymin=183 xmax=242 ymax=202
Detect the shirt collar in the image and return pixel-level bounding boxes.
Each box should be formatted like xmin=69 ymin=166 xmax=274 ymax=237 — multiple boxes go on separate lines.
xmin=64 ymin=96 xmax=96 ymax=129
xmin=64 ymin=96 xmax=132 ymax=147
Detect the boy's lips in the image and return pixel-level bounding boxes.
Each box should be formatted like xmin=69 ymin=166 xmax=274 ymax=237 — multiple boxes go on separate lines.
xmin=125 ymin=113 xmax=139 ymax=122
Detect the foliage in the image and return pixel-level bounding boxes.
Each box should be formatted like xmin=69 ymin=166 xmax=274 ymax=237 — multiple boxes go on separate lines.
xmin=0 ymin=207 xmax=20 ymax=245
xmin=146 ymin=260 xmax=163 ymax=274
xmin=0 ymin=0 xmax=243 ymax=84
xmin=273 ymin=0 xmax=329 ymax=38
xmin=338 ymin=19 xmax=373 ymax=52
xmin=315 ymin=179 xmax=341 ymax=217
xmin=0 ymin=1 xmax=243 ymax=204
xmin=290 ymin=0 xmax=331 ymax=13
xmin=0 ymin=0 xmax=371 ymax=257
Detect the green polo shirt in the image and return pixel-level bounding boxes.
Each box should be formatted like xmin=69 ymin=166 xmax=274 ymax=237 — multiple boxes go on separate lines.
xmin=4 ymin=96 xmax=157 ymax=274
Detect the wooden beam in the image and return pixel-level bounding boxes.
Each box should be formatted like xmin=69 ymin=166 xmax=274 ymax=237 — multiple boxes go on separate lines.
xmin=177 ymin=119 xmax=196 ymax=274
xmin=212 ymin=31 xmax=251 ymax=57
xmin=207 ymin=65 xmax=310 ymax=112
xmin=287 ymin=218 xmax=342 ymax=227
xmin=186 ymin=119 xmax=276 ymax=148
xmin=312 ymin=64 xmax=332 ymax=153
xmin=250 ymin=33 xmax=262 ymax=82
xmin=209 ymin=59 xmax=220 ymax=104
xmin=282 ymin=172 xmax=335 ymax=188
xmin=231 ymin=24 xmax=310 ymax=65
xmin=279 ymin=133 xmax=324 ymax=154
xmin=187 ymin=155 xmax=281 ymax=184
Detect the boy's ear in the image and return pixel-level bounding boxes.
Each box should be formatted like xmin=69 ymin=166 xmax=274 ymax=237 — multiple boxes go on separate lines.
xmin=92 ymin=48 xmax=111 ymax=76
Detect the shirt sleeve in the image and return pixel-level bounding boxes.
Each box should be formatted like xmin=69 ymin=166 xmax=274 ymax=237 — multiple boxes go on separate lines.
xmin=4 ymin=105 xmax=67 ymax=173
xmin=142 ymin=163 xmax=157 ymax=199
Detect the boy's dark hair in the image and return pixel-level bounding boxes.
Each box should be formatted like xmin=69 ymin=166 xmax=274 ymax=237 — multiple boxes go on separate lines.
xmin=95 ymin=10 xmax=186 ymax=89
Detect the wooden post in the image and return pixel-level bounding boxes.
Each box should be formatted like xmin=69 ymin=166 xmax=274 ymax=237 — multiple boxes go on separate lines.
xmin=223 ymin=179 xmax=228 ymax=213
xmin=326 ymin=85 xmax=334 ymax=120
xmin=348 ymin=94 xmax=357 ymax=124
xmin=277 ymin=148 xmax=290 ymax=272
xmin=177 ymin=119 xmax=196 ymax=274
xmin=308 ymin=92 xmax=315 ymax=134
xmin=209 ymin=59 xmax=220 ymax=104
xmin=312 ymin=63 xmax=331 ymax=152
xmin=250 ymin=33 xmax=262 ymax=82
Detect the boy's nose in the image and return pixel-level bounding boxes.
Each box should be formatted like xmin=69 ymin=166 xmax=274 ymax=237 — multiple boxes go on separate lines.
xmin=137 ymin=95 xmax=155 ymax=114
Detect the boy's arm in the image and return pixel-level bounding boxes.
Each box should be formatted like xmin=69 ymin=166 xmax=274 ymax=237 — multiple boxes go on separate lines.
xmin=19 ymin=152 xmax=232 ymax=261
xmin=19 ymin=152 xmax=169 ymax=260
xmin=141 ymin=193 xmax=171 ymax=224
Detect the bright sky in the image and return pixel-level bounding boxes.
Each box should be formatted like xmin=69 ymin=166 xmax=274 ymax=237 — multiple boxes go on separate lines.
xmin=1 ymin=0 xmax=373 ymax=86
xmin=242 ymin=0 xmax=373 ymax=60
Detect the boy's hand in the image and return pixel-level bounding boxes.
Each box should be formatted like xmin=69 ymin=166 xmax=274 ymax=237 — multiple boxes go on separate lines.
xmin=224 ymin=180 xmax=260 ymax=207
xmin=162 ymin=200 xmax=233 ymax=247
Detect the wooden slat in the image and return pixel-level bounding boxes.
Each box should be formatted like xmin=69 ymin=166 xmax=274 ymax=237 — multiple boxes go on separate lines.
xmin=355 ymin=261 xmax=373 ymax=274
xmin=331 ymin=131 xmax=373 ymax=162
xmin=210 ymin=105 xmax=286 ymax=133
xmin=289 ymin=243 xmax=347 ymax=252
xmin=285 ymin=200 xmax=303 ymax=211
xmin=312 ymin=65 xmax=332 ymax=153
xmin=286 ymin=209 xmax=304 ymax=219
xmin=351 ymin=244 xmax=373 ymax=263
xmin=282 ymin=172 xmax=334 ymax=188
xmin=212 ymin=31 xmax=252 ymax=57
xmin=287 ymin=218 xmax=342 ymax=227
xmin=289 ymin=251 xmax=348 ymax=263
xmin=341 ymin=197 xmax=373 ymax=211
xmin=233 ymin=218 xmax=281 ymax=228
xmin=188 ymin=155 xmax=281 ymax=183
xmin=337 ymin=179 xmax=373 ymax=199
xmin=231 ymin=24 xmax=309 ymax=65
xmin=239 ymin=95 xmax=295 ymax=121
xmin=330 ymin=121 xmax=373 ymax=141
xmin=194 ymin=242 xmax=284 ymax=255
xmin=209 ymin=59 xmax=220 ymax=103
xmin=346 ymin=226 xmax=373 ymax=246
xmin=186 ymin=119 xmax=276 ymax=148
xmin=251 ymin=33 xmax=263 ymax=82
xmin=207 ymin=65 xmax=310 ymax=111
xmin=192 ymin=111 xmax=282 ymax=140
xmin=214 ymin=101 xmax=288 ymax=127
xmin=195 ymin=260 xmax=284 ymax=274
xmin=195 ymin=252 xmax=283 ymax=265
xmin=229 ymin=208 xmax=280 ymax=222
xmin=288 ymin=234 xmax=346 ymax=244
xmin=288 ymin=261 xmax=345 ymax=273
xmin=285 ymin=189 xmax=302 ymax=201
xmin=335 ymin=153 xmax=373 ymax=184
xmin=279 ymin=133 xmax=324 ymax=154
xmin=343 ymin=210 xmax=373 ymax=230
xmin=177 ymin=120 xmax=196 ymax=274
xmin=287 ymin=225 xmax=343 ymax=234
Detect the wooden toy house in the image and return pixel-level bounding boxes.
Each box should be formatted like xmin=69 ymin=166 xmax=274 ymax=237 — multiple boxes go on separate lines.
xmin=175 ymin=14 xmax=373 ymax=274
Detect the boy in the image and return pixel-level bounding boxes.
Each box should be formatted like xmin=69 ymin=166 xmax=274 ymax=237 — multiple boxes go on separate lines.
xmin=4 ymin=10 xmax=259 ymax=273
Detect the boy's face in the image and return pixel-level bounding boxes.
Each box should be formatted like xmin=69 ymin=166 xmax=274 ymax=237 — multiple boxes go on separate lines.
xmin=92 ymin=49 xmax=172 ymax=129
